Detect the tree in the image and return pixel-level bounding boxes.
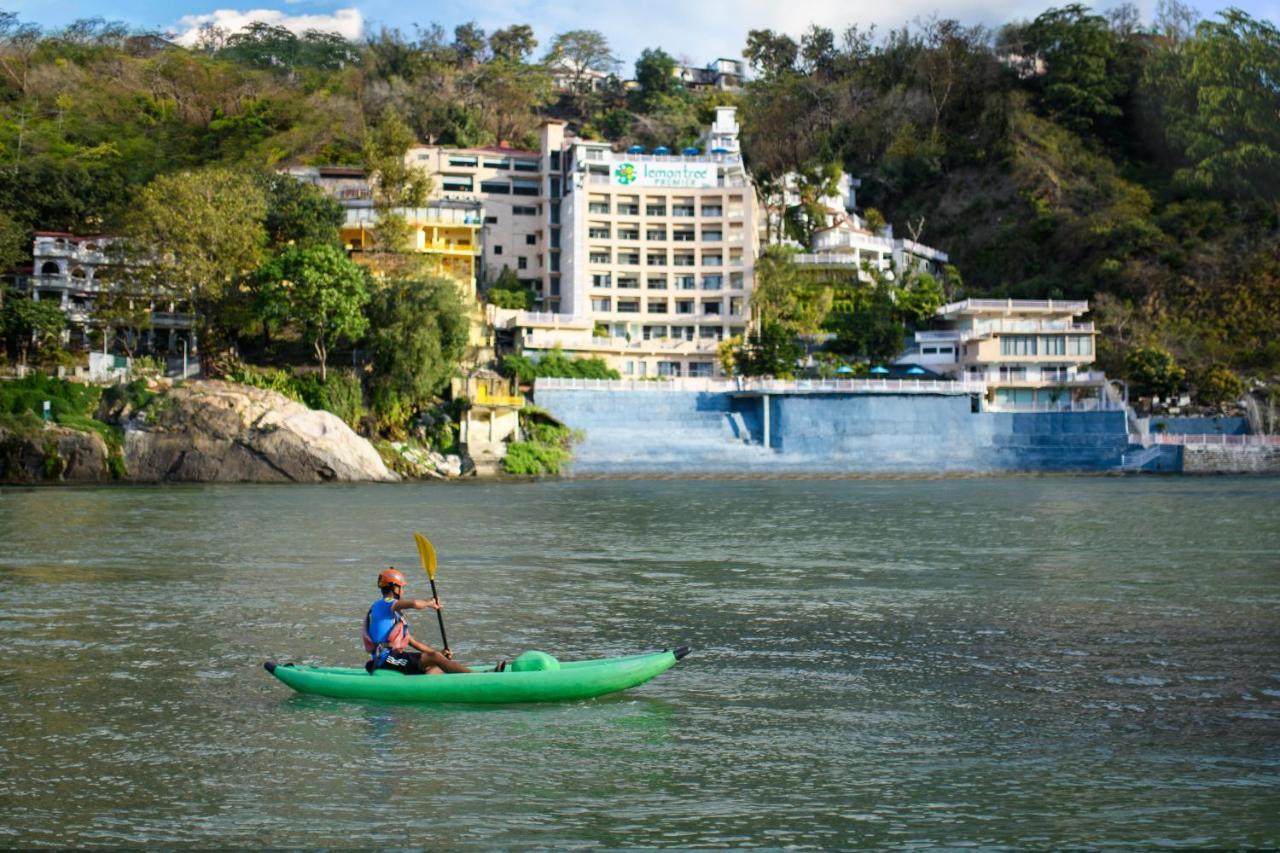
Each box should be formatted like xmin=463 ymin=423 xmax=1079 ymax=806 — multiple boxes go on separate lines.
xmin=827 ymin=283 xmax=906 ymax=364
xmin=256 ymin=245 xmax=369 ymax=379
xmin=489 ymin=24 xmax=536 ymax=63
xmin=745 ymin=29 xmax=799 ymax=78
xmin=0 ymin=209 xmax=27 ymax=273
xmin=751 ymin=246 xmax=833 ymax=335
xmin=1 ymin=289 xmax=64 ymax=366
xmin=452 ymin=22 xmax=487 ymax=66
xmin=486 ymin=265 xmax=535 ymax=310
xmin=543 ymin=30 xmax=616 ymax=117
xmin=258 ymin=172 xmax=344 ymax=250
xmin=635 ymin=48 xmax=677 ymax=100
xmin=367 ymin=275 xmax=469 ymax=417
xmin=1125 ymin=344 xmax=1186 ymax=400
xmin=1023 ymin=5 xmax=1126 ymax=135
xmin=94 ymin=285 xmax=151 ymax=359
xmin=362 ymin=108 xmax=432 ymax=262
xmin=1194 ymin=363 xmax=1245 ymax=408
xmin=734 ymin=322 xmax=803 ymax=377
xmin=783 ymin=162 xmax=843 ymax=249
xmin=125 ymin=168 xmax=268 ymax=358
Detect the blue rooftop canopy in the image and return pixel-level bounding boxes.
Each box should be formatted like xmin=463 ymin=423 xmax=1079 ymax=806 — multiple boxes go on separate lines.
xmin=653 ymin=146 xmax=671 ymax=154
xmin=711 ymin=147 xmax=730 ymax=154
xmin=835 ymin=365 xmax=854 ymax=374
xmin=626 ymin=145 xmax=645 ymax=154
xmin=906 ymin=366 xmax=927 ymax=375
xmin=682 ymin=146 xmax=700 ymax=155
xmin=870 ymin=365 xmax=890 ymax=374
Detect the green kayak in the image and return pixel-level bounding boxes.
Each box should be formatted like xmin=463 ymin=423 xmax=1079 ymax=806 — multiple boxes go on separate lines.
xmin=263 ymin=647 xmax=690 ymax=704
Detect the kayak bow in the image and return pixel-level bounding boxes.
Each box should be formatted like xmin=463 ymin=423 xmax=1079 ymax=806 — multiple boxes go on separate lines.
xmin=263 ymin=647 xmax=690 ymax=704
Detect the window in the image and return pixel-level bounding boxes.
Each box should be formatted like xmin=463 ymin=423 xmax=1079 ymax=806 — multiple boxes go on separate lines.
xmin=673 ymin=254 xmax=695 ymax=267
xmin=448 ymin=155 xmax=477 ymax=167
xmin=511 ymin=179 xmax=539 ymax=196
xmin=484 ymin=216 xmax=499 ymax=224
xmin=550 ymin=206 xmax=561 ymax=225
xmin=999 ymin=365 xmax=1028 ymax=380
xmin=689 ymin=362 xmax=713 ymax=377
xmin=702 ymin=275 xmax=723 ymax=290
xmin=591 ymin=297 xmax=611 ymax=311
xmin=590 ymin=251 xmax=611 ymax=263
xmin=1001 ymin=335 xmax=1037 ymax=356
xmin=673 ymin=228 xmax=695 ymax=242
xmin=647 ymin=253 xmax=666 ymax=266
xmin=647 ymin=277 xmax=667 ymax=290
xmin=643 ymin=325 xmax=667 ymax=339
xmin=617 ymin=277 xmax=639 ymax=289
xmin=550 ymin=151 xmax=561 ymax=171
xmin=494 ymin=245 xmax=503 ymax=255
xmin=647 ymin=301 xmax=668 ymax=313
xmin=1042 ymin=366 xmax=1069 ymax=382
xmin=646 ymin=228 xmax=667 ymax=241
xmin=729 ymin=298 xmax=743 ymax=316
xmin=658 ymin=361 xmax=682 ymax=377
xmin=703 ymin=302 xmax=722 ymax=316
xmin=512 ymin=159 xmax=539 ymax=172
xmin=1067 ymin=335 xmax=1093 ymax=356
xmin=483 ymin=157 xmax=510 ymax=169
xmin=550 ymin=230 xmax=561 ymax=249
xmin=699 ymin=326 xmax=720 ymax=338
xmin=700 ymin=205 xmax=723 ymax=217
xmin=441 ymin=175 xmax=473 ymax=191
xmin=617 ymin=300 xmax=640 ymax=313
xmin=617 ymin=204 xmax=640 ymax=215
xmin=589 ymin=226 xmax=611 ymax=239
xmin=518 ymin=257 xmax=527 ymax=270
xmin=550 ymin=255 xmax=560 ymax=272
xmin=730 ymin=273 xmax=745 ymax=289
xmin=480 ymin=180 xmax=510 ymax=194
xmin=1042 ymin=335 xmax=1066 ymax=355
xmin=525 ymin=234 xmax=536 ymax=245
xmin=513 ymin=205 xmax=539 ymax=216
xmin=675 ymin=275 xmax=696 ymax=289
xmin=672 ymin=204 xmax=695 ymax=216
xmin=676 ymin=300 xmax=694 ymax=314
xmin=617 ymin=228 xmax=640 ymax=241
xmin=588 ymin=201 xmax=610 ymax=214
xmin=618 ymin=253 xmax=640 ymax=265
xmin=923 ymin=347 xmax=938 ymax=355
xmin=592 ymin=274 xmax=612 ymax=288
xmin=701 ymin=230 xmax=723 ymax=241
xmin=702 ymin=254 xmax=723 ymax=266
xmin=646 ymin=204 xmax=667 ymax=216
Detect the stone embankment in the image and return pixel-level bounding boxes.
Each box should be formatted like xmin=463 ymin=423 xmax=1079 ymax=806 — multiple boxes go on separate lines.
xmin=1182 ymin=444 xmax=1280 ymax=474
xmin=1 ymin=380 xmax=398 ymax=484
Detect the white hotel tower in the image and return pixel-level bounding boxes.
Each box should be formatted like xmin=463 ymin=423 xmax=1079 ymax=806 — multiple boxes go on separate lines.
xmin=499 ymin=107 xmax=758 ymax=378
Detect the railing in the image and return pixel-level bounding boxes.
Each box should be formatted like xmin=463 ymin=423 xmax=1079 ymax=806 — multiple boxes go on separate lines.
xmin=915 ymin=330 xmax=961 ymax=342
xmin=967 ymin=320 xmax=1095 ymax=336
xmin=344 ymin=206 xmax=482 ymax=227
xmin=985 ymin=398 xmax=1125 ymax=412
xmin=940 ymin=298 xmax=1090 ymax=314
xmin=535 ymin=377 xmax=987 ymax=394
xmin=1152 ymin=433 xmax=1280 ymax=446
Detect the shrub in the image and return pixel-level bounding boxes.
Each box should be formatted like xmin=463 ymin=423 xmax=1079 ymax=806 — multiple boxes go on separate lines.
xmin=502 ymin=440 xmax=571 ymax=476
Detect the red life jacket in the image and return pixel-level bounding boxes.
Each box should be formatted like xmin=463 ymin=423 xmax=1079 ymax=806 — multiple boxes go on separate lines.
xmin=363 ymin=597 xmax=410 ymax=658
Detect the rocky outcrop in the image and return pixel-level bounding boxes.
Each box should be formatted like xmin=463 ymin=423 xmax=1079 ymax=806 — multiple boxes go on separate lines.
xmin=0 ymin=425 xmax=111 ymax=483
xmin=122 ymin=380 xmax=397 ymax=483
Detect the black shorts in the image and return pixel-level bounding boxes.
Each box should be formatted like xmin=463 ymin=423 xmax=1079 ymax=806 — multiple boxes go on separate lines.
xmin=367 ymin=651 xmax=424 ymax=675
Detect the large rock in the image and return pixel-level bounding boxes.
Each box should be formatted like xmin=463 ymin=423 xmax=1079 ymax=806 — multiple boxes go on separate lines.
xmin=0 ymin=425 xmax=110 ymax=483
xmin=123 ymin=380 xmax=397 ymax=483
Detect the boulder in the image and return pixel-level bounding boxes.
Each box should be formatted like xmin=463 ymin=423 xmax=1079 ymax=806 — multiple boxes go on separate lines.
xmin=123 ymin=380 xmax=397 ymax=483
xmin=0 ymin=425 xmax=110 ymax=483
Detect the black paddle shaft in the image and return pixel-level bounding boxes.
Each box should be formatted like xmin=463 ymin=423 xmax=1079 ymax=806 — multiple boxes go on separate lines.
xmin=428 ymin=577 xmax=450 ymax=652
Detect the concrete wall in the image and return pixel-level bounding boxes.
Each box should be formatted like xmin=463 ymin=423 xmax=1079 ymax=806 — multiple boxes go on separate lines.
xmin=1151 ymin=416 xmax=1249 ymax=435
xmin=535 ymin=389 xmax=1135 ymax=475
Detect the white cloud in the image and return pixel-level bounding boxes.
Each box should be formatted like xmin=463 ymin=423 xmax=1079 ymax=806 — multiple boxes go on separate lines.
xmin=171 ymin=7 xmax=364 ymax=45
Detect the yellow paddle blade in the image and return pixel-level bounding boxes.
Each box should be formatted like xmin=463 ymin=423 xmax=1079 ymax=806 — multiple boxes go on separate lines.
xmin=414 ymin=532 xmax=437 ymax=580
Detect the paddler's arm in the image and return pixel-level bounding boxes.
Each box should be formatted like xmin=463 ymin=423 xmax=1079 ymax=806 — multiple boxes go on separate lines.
xmin=392 ymin=598 xmax=442 ymax=613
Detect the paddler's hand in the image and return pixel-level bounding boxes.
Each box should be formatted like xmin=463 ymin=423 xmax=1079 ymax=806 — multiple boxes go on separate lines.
xmin=442 ymin=649 xmax=454 ymax=660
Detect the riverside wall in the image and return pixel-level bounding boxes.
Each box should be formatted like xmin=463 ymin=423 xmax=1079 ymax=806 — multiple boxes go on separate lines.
xmin=534 ymin=388 xmax=1136 ymax=475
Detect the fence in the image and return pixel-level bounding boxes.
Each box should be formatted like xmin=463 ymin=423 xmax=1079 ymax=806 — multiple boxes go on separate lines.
xmin=1152 ymin=433 xmax=1280 ymax=446
xmin=536 ymin=377 xmax=987 ymax=395
xmin=984 ymin=398 xmax=1125 ymax=413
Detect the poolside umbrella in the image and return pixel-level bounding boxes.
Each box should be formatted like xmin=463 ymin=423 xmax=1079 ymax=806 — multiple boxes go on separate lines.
xmin=836 ymin=365 xmax=854 ymax=375
xmin=654 ymin=146 xmax=671 ymax=155
xmin=907 ymin=366 xmax=926 ymax=375
xmin=627 ymin=145 xmax=645 ymax=154
xmin=870 ymin=366 xmax=890 ymax=374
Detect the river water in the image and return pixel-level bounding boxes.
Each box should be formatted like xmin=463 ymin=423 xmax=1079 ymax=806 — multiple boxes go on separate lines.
xmin=1 ymin=477 xmax=1278 ymax=847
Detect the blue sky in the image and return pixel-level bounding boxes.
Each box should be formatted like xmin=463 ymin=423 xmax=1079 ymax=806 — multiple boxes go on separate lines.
xmin=10 ymin=0 xmax=1278 ymax=67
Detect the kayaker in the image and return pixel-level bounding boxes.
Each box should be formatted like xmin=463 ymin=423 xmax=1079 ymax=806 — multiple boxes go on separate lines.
xmin=363 ymin=568 xmax=471 ymax=675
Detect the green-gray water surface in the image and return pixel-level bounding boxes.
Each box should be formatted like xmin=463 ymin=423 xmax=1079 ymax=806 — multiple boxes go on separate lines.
xmin=1 ymin=477 xmax=1278 ymax=847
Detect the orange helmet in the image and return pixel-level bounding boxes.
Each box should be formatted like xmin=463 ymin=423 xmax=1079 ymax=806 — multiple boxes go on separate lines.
xmin=377 ymin=567 xmax=407 ymax=589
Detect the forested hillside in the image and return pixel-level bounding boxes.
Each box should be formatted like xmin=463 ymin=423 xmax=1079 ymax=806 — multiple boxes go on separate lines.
xmin=0 ymin=5 xmax=1276 ymax=396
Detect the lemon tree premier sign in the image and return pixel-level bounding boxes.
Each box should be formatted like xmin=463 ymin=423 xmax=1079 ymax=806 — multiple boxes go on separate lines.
xmin=612 ymin=161 xmax=717 ymax=188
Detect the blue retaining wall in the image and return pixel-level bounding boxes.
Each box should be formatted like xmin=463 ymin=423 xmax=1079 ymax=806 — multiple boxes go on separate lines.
xmin=536 ymin=389 xmax=1138 ymax=475
xmin=1150 ymin=416 xmax=1248 ymax=435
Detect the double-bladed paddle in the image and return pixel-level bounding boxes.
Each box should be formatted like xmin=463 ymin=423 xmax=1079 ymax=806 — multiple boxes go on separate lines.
xmin=413 ymin=532 xmax=450 ymax=654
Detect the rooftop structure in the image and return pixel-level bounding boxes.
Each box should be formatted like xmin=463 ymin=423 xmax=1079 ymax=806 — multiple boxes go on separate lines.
xmin=673 ymin=58 xmax=747 ymax=91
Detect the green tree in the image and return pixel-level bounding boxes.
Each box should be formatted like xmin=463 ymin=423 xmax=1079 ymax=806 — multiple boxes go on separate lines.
xmin=783 ymin=162 xmax=843 ymax=248
xmin=543 ymin=30 xmax=616 ymax=118
xmin=256 ymin=244 xmax=370 ymax=379
xmin=744 ymin=29 xmax=799 ymax=78
xmin=1125 ymin=344 xmax=1186 ymax=399
xmin=258 ymin=172 xmax=344 ymax=250
xmin=125 ymin=167 xmax=268 ymax=358
xmin=0 ymin=210 xmax=27 ymax=273
xmin=1 ymin=289 xmax=65 ymax=366
xmin=367 ymin=275 xmax=469 ymax=417
xmin=735 ymin=322 xmax=804 ymax=378
xmin=1022 ymin=4 xmax=1127 ymax=135
xmin=1194 ymin=362 xmax=1245 ymax=408
xmin=486 ymin=265 xmax=535 ymax=310
xmin=489 ymin=24 xmax=537 ymax=63
xmin=362 ymin=108 xmax=432 ymax=261
xmin=635 ymin=48 xmax=677 ymax=100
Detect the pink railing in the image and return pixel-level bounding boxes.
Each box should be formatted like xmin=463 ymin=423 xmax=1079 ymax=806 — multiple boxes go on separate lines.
xmin=1152 ymin=434 xmax=1280 ymax=446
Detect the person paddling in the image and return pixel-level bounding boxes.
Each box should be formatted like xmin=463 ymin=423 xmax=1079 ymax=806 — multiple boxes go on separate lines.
xmin=363 ymin=568 xmax=471 ymax=675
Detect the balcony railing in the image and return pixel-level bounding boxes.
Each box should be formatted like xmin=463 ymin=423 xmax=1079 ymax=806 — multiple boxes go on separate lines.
xmin=940 ymin=298 xmax=1089 ymax=315
xmin=536 ymin=377 xmax=988 ymax=394
xmin=1152 ymin=433 xmax=1280 ymax=446
xmin=343 ymin=206 xmax=482 ymax=227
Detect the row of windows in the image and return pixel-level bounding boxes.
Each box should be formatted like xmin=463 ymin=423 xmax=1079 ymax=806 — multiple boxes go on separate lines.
xmin=585 ymin=226 xmax=736 ymax=241
xmin=589 ymin=298 xmax=745 ymax=316
xmin=588 ymin=252 xmax=736 ymax=266
xmin=586 ymin=203 xmax=741 ymax=217
xmin=436 ymin=154 xmax=539 ymax=173
xmin=590 ymin=274 xmax=744 ymax=289
xmin=1000 ymin=335 xmax=1093 ymax=356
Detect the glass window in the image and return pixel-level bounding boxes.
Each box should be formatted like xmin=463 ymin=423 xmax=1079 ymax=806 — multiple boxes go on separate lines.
xmin=1042 ymin=335 xmax=1066 ymax=355
xmin=447 ymin=156 xmax=477 ymax=167
xmin=1000 ymin=335 xmax=1037 ymax=356
xmin=441 ymin=175 xmax=473 ymax=191
xmin=1067 ymin=335 xmax=1093 ymax=355
xmin=688 ymin=362 xmax=713 ymax=377
xmin=483 ymin=158 xmax=510 ymax=169
xmin=647 ymin=277 xmax=667 ymax=289
xmin=591 ymin=297 xmax=611 ymax=311
xmin=617 ymin=300 xmax=640 ymax=313
xmin=480 ymin=180 xmax=510 ymax=194
xmin=647 ymin=301 xmax=668 ymax=314
xmin=512 ymin=179 xmax=539 ymax=196
xmin=512 ymin=160 xmax=539 ymax=172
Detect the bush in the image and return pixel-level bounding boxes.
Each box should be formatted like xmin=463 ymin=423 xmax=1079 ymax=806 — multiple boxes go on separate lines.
xmin=502 ymin=440 xmax=571 ymax=476
xmin=501 ymin=348 xmax=621 ymax=383
xmin=224 ymin=362 xmax=365 ymax=428
xmin=1195 ymin=363 xmax=1245 ymax=408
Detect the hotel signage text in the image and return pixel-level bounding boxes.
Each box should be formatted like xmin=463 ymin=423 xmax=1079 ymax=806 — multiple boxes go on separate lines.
xmin=612 ymin=161 xmax=718 ymax=189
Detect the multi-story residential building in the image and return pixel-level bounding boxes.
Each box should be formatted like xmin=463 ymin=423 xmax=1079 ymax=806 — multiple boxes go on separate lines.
xmin=517 ymin=106 xmax=757 ymax=377
xmin=673 ymin=58 xmax=747 ymax=91
xmin=899 ymin=298 xmax=1106 ymax=407
xmin=18 ymin=232 xmax=193 ymax=352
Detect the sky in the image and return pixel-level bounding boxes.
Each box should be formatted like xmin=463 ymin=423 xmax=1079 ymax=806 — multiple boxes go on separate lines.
xmin=9 ymin=0 xmax=1279 ymax=68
